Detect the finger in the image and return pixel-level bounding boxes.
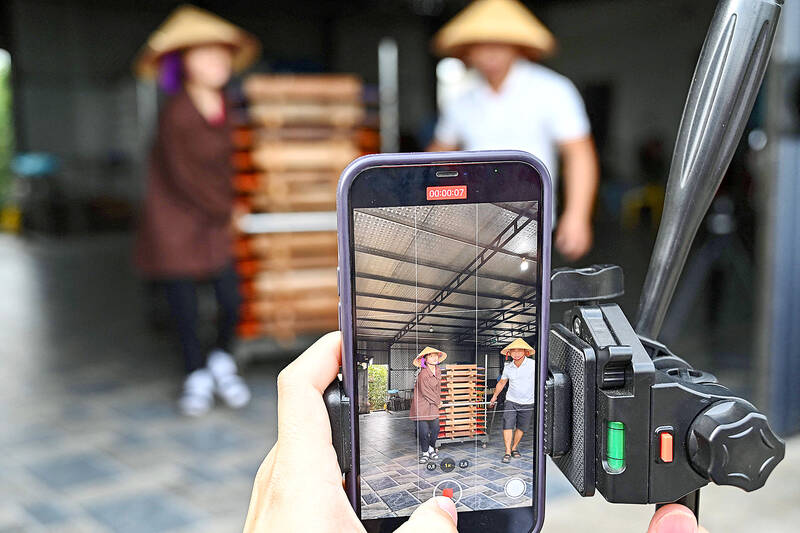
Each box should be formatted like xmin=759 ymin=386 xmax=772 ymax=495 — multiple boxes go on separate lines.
xmin=647 ymin=504 xmax=697 ymax=533
xmin=396 ymin=497 xmax=458 ymax=533
xmin=279 ymin=331 xmax=342 ymax=395
xmin=276 ymin=332 xmax=343 ymax=454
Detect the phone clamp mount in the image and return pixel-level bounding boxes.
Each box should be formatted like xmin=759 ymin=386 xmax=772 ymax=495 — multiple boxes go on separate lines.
xmin=324 ymin=264 xmax=786 ymax=517
xmin=545 ymin=265 xmax=785 ymax=515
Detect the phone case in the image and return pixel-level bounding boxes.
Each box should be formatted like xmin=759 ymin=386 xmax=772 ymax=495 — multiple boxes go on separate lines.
xmin=336 ymin=150 xmax=552 ymax=532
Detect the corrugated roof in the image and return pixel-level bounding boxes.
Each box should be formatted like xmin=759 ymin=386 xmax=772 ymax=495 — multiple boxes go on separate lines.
xmin=353 ymin=201 xmax=539 ymax=345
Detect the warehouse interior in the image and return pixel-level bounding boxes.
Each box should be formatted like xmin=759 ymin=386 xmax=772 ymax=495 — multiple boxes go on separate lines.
xmin=353 ymin=202 xmax=540 ymax=518
xmin=354 ymin=202 xmax=539 ymax=388
xmin=1 ymin=0 xmax=799 ymax=532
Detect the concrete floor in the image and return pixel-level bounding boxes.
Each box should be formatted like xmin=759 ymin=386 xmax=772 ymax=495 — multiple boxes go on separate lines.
xmin=0 ymin=234 xmax=281 ymax=532
xmin=0 ymin=232 xmax=797 ymax=532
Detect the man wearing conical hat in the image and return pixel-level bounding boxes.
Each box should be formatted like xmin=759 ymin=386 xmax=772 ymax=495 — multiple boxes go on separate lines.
xmin=428 ymin=0 xmax=599 ymax=262
xmin=489 ymin=337 xmax=536 ymax=463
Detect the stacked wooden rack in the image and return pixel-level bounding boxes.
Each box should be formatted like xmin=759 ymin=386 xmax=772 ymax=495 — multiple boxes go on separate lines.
xmin=437 ymin=364 xmax=488 ymax=447
xmin=233 ymin=74 xmax=379 ymax=341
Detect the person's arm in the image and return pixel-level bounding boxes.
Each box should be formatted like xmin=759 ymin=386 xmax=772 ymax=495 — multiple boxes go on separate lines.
xmin=158 ymin=111 xmax=232 ymax=222
xmin=427 ymin=140 xmax=459 ymax=152
xmin=555 ymin=135 xmax=599 ymax=261
xmin=489 ymin=378 xmax=508 ymax=406
xmin=427 ymin=103 xmax=460 ymax=152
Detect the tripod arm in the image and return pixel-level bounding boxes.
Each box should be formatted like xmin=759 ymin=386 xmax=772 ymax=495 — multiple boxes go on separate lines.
xmin=636 ymin=0 xmax=783 ymax=339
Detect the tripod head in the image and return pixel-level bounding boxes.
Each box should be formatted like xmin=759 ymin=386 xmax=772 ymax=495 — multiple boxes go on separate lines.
xmin=545 ymin=265 xmax=785 ymax=507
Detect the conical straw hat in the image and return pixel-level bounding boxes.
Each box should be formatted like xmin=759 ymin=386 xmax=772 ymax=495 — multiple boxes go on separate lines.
xmin=501 ymin=338 xmax=535 ymax=356
xmin=433 ymin=0 xmax=556 ymax=60
xmin=413 ymin=346 xmax=448 ymax=367
xmin=134 ymin=4 xmax=261 ymax=79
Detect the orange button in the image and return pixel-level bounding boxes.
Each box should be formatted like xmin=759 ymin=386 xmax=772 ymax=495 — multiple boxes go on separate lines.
xmin=660 ymin=432 xmax=674 ymax=463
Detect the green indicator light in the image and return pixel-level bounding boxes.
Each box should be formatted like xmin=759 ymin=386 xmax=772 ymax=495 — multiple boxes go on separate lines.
xmin=606 ymin=421 xmax=625 ymax=472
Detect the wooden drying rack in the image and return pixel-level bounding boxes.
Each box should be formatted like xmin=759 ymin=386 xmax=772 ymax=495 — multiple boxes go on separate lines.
xmin=437 ymin=363 xmax=489 ymax=448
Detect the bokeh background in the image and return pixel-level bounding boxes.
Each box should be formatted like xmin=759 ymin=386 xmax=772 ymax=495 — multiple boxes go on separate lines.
xmin=0 ymin=0 xmax=798 ymax=532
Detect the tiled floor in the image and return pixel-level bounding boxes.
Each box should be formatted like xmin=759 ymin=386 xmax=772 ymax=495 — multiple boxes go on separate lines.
xmin=359 ymin=409 xmax=538 ymax=519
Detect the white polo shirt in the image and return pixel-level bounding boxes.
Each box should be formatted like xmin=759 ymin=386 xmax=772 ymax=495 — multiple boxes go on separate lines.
xmin=501 ymin=356 xmax=536 ymax=405
xmin=434 ymin=60 xmax=591 ymax=212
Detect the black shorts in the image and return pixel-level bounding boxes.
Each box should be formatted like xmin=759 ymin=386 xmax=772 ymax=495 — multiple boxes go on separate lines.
xmin=502 ymin=400 xmax=534 ymax=430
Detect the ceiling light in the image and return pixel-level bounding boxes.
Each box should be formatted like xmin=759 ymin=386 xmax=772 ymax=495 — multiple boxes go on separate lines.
xmin=520 ymin=259 xmax=529 ymax=272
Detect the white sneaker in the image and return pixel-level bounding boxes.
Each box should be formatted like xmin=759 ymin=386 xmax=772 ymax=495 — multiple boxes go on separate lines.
xmin=207 ymin=349 xmax=251 ymax=409
xmin=179 ymin=369 xmax=214 ymax=417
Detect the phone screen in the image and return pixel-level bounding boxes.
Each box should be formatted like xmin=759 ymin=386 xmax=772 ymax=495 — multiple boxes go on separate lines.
xmin=348 ymin=161 xmax=544 ymax=525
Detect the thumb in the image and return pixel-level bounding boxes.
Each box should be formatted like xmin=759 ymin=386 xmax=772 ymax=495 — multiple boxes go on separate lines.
xmin=647 ymin=504 xmax=698 ymax=533
xmin=395 ymin=497 xmax=458 ymax=533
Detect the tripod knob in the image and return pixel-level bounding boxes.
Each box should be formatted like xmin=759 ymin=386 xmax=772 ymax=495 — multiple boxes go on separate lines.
xmin=687 ymin=399 xmax=785 ymax=491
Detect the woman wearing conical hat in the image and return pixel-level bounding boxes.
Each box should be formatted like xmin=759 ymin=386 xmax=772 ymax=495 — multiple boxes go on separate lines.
xmin=133 ymin=5 xmax=260 ymax=417
xmin=408 ymin=346 xmax=447 ymax=464
xmin=428 ymin=0 xmax=599 ymax=262
xmin=489 ymin=337 xmax=536 ymax=463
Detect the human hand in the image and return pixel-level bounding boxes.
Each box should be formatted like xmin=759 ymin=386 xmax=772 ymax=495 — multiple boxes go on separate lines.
xmin=243 ymin=331 xmax=458 ymax=533
xmin=647 ymin=504 xmax=709 ymax=533
xmin=489 ymin=396 xmax=497 ymax=408
xmin=555 ymin=211 xmax=593 ymax=261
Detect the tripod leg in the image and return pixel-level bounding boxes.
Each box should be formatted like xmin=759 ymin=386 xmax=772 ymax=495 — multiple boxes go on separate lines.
xmin=660 ymin=237 xmax=727 ymax=341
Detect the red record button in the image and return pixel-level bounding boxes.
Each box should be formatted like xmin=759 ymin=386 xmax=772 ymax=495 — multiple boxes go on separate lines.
xmin=659 ymin=432 xmax=674 ymax=463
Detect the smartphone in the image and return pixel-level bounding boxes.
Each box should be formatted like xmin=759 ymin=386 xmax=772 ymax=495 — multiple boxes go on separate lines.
xmin=336 ymin=151 xmax=551 ymax=533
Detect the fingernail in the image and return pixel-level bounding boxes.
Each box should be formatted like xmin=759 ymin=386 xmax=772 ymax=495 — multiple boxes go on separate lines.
xmin=655 ymin=510 xmax=697 ymax=533
xmin=435 ymin=496 xmax=458 ymax=525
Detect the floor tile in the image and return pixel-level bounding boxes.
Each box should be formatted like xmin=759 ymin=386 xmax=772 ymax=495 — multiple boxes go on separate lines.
xmin=23 ymin=501 xmax=70 ymax=525
xmin=461 ymin=493 xmax=504 ymax=510
xmin=171 ymin=425 xmax=249 ymax=454
xmin=364 ymin=475 xmax=399 ymax=491
xmin=381 ymin=490 xmax=420 ymax=512
xmin=26 ymin=452 xmax=120 ymax=491
xmin=85 ymin=492 xmax=198 ymax=533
